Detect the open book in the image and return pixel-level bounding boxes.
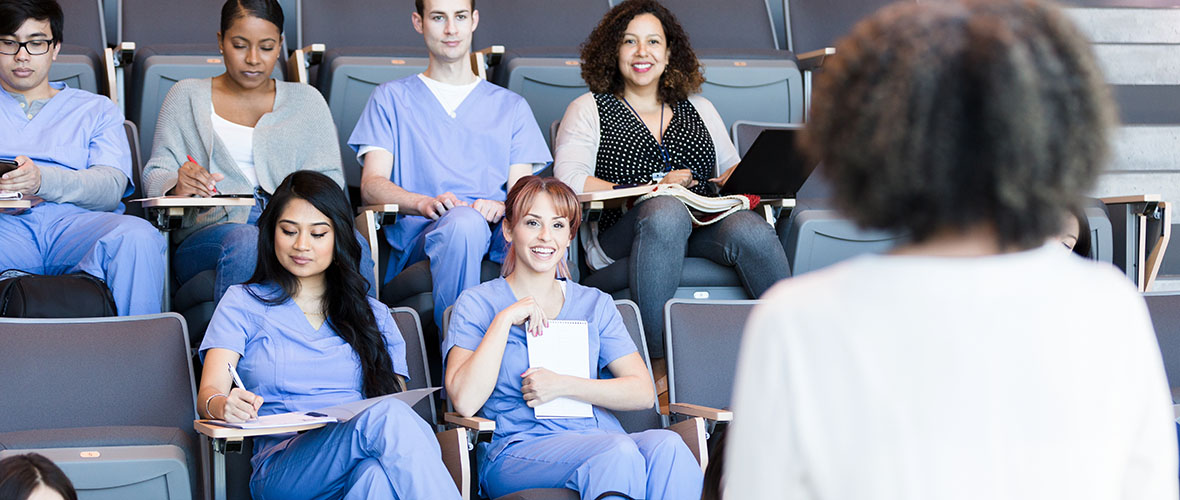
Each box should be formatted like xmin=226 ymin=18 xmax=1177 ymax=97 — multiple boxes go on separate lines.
xmin=208 ymin=387 xmax=439 ymax=430
xmin=527 ymin=320 xmax=594 ymax=419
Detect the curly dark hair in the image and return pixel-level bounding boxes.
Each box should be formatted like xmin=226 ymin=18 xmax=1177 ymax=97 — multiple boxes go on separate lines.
xmin=580 ymin=0 xmax=705 ymax=104
xmin=804 ymin=0 xmax=1114 ymax=249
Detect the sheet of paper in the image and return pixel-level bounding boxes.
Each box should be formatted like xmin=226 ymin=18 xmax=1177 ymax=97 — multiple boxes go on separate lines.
xmin=209 ymin=387 xmax=441 ymax=429
xmin=526 ymin=320 xmax=594 ymax=419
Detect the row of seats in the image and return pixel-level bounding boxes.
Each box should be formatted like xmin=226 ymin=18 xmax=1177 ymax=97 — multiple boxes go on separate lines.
xmin=0 ymin=298 xmax=758 ymax=500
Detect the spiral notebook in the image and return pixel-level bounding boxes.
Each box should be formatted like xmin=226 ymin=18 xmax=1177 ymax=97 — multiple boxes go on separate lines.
xmin=526 ymin=320 xmax=594 ymax=419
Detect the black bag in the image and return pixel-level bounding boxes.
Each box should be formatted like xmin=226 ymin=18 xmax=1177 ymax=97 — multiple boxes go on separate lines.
xmin=0 ymin=270 xmax=118 ymax=318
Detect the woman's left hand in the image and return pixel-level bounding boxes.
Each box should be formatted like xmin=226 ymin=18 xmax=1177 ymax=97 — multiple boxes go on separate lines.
xmin=709 ymin=162 xmax=739 ymax=187
xmin=521 ymin=367 xmax=569 ymax=407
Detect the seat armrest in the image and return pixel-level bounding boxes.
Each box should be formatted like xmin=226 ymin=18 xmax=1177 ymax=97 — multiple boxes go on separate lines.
xmin=194 ymin=419 xmax=329 ymax=440
xmin=797 ymin=47 xmax=835 ymax=72
xmin=1100 ymin=194 xmax=1162 ymax=204
xmin=444 ymin=412 xmax=495 ymax=432
xmin=0 ymin=200 xmax=32 ymax=209
xmin=286 ymin=44 xmax=325 ymax=84
xmin=102 ymin=47 xmax=118 ymax=103
xmin=436 ymin=427 xmax=473 ymax=499
xmin=116 ymin=41 xmax=135 ymax=67
xmin=470 ymin=45 xmax=505 ymax=80
xmin=667 ymin=416 xmax=709 ymax=471
xmin=669 ymin=403 xmax=733 ymax=423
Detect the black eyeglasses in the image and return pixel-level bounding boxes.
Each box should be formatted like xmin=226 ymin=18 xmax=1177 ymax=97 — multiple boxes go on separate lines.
xmin=0 ymin=39 xmax=53 ymax=56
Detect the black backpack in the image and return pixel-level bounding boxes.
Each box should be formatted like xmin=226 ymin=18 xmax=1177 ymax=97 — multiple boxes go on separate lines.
xmin=0 ymin=270 xmax=118 ymax=318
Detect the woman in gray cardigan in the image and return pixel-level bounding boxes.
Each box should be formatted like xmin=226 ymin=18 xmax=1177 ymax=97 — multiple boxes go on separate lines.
xmin=142 ymin=0 xmax=370 ymax=302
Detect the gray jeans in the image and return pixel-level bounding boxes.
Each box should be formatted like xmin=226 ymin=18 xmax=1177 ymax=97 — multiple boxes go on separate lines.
xmin=599 ymin=196 xmax=790 ymax=358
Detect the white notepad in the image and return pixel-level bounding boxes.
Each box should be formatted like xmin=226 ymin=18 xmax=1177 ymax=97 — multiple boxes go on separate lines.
xmin=526 ymin=320 xmax=594 ymax=419
xmin=209 ymin=387 xmax=439 ymax=429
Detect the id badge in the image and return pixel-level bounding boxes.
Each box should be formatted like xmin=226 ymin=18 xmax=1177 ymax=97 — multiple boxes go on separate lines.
xmin=651 ymin=171 xmax=667 ymax=182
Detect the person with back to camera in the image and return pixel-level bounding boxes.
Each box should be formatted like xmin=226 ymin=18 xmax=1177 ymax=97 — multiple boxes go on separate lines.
xmin=142 ymin=0 xmax=374 ymax=303
xmin=0 ymin=453 xmax=77 ymax=500
xmin=724 ymin=1 xmax=1179 ymax=498
xmin=553 ymin=0 xmax=790 ymax=377
xmin=196 ymin=170 xmax=460 ymax=499
xmin=444 ymin=175 xmax=703 ymax=499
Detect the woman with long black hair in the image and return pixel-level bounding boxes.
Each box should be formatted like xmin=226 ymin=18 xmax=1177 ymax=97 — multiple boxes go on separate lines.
xmin=196 ymin=170 xmax=459 ymax=499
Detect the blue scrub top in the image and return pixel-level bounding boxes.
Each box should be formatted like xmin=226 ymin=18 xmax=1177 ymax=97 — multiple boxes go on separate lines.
xmin=348 ymin=76 xmax=552 ymax=276
xmin=200 ymin=283 xmax=411 ymax=461
xmin=0 ymin=82 xmax=134 ymax=208
xmin=443 ymin=277 xmax=639 ymax=463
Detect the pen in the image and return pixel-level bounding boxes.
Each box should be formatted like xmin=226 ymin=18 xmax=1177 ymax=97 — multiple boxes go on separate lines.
xmin=227 ymin=362 xmax=245 ymax=391
xmin=187 ymin=154 xmax=218 ymax=195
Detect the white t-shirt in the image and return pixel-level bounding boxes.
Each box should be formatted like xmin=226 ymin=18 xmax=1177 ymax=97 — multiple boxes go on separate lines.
xmin=725 ymin=245 xmax=1178 ymax=500
xmin=355 ymin=74 xmax=480 ymax=162
xmin=211 ymin=104 xmax=258 ymax=188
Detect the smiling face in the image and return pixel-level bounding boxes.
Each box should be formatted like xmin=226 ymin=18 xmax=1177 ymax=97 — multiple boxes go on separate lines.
xmin=217 ymin=14 xmax=281 ymax=91
xmin=504 ymin=192 xmax=573 ymax=277
xmin=412 ymin=0 xmax=478 ymax=64
xmin=0 ymin=18 xmax=59 ymax=97
xmin=617 ymin=13 xmax=668 ymax=93
xmin=275 ymin=197 xmax=335 ymax=286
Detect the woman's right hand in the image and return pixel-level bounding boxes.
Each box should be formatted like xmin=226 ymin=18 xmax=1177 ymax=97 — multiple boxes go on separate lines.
xmin=171 ymin=160 xmax=225 ymax=197
xmin=658 ymin=168 xmax=697 ymax=188
xmin=218 ymin=387 xmax=264 ymax=422
xmin=495 ymin=296 xmax=549 ymax=336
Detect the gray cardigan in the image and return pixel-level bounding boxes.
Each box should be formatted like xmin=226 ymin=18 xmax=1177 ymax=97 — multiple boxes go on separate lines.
xmin=142 ymin=78 xmax=345 ymax=242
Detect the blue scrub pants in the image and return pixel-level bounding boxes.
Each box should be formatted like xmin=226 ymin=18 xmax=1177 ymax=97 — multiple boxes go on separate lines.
xmin=174 ymin=224 xmax=378 ymax=302
xmin=249 ymin=398 xmax=461 ymax=500
xmin=0 ymin=202 xmax=165 ymax=315
xmin=404 ymin=206 xmax=505 ymax=328
xmin=482 ymin=429 xmax=703 ymax=500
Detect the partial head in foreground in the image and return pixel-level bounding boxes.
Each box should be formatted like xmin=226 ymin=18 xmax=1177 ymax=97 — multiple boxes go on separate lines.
xmin=0 ymin=453 xmax=77 ymax=500
xmin=803 ymin=0 xmax=1114 ymax=250
xmin=502 ymin=176 xmax=581 ymax=279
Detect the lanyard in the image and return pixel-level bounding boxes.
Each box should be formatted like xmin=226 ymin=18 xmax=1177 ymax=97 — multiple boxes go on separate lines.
xmin=620 ymin=97 xmax=674 ymax=175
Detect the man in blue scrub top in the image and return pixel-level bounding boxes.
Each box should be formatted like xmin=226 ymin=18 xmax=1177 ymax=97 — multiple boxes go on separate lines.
xmin=350 ymin=0 xmax=551 ymax=329
xmin=0 ymin=0 xmax=165 ymax=315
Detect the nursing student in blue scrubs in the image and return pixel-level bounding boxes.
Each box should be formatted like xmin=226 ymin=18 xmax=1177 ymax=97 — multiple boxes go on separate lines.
xmin=349 ymin=0 xmax=551 ymax=328
xmin=444 ymin=176 xmax=702 ymax=500
xmin=0 ymin=0 xmax=165 ymax=315
xmin=197 ymin=171 xmax=459 ymax=500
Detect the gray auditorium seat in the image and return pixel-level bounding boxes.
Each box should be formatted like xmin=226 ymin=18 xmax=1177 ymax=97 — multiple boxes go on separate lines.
xmin=1142 ymin=292 xmax=1180 ymax=402
xmin=472 ymin=0 xmax=612 ymax=150
xmin=53 ymin=0 xmax=109 ymax=96
xmin=120 ymin=0 xmax=285 ymax=163
xmin=391 ymin=306 xmax=441 ymax=428
xmin=660 ymin=0 xmax=803 ymax=128
xmin=297 ymin=0 xmax=431 ymax=194
xmin=0 ymin=314 xmax=200 ymax=500
xmin=782 ymin=208 xmax=905 ymax=276
xmin=730 ymin=120 xmax=799 ymax=157
xmin=663 ymin=299 xmax=760 ymax=412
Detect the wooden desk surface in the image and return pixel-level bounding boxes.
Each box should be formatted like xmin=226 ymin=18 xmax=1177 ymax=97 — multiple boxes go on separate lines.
xmin=135 ymin=196 xmax=257 ymax=208
xmin=194 ymin=419 xmax=328 ymax=440
xmin=0 ymin=199 xmax=31 ymax=209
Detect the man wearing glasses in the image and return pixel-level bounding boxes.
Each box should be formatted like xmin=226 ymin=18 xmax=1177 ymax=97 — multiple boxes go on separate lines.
xmin=0 ymin=0 xmax=164 ymax=316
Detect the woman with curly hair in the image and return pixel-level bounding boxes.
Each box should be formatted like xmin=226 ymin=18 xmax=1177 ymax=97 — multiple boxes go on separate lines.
xmin=553 ymin=0 xmax=789 ymax=365
xmin=725 ymin=0 xmax=1177 ymax=498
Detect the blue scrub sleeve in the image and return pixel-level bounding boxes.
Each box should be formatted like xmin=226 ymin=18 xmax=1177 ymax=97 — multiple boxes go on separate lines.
xmin=199 ymin=285 xmax=257 ymax=363
xmin=371 ymin=298 xmax=411 ymax=381
xmin=509 ymin=97 xmax=553 ymax=166
xmin=87 ymin=97 xmax=134 ymax=195
xmin=595 ymin=293 xmax=638 ymax=370
xmin=441 ymin=288 xmax=496 ymax=374
xmin=348 ymin=85 xmax=398 ymax=156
